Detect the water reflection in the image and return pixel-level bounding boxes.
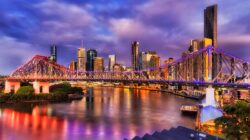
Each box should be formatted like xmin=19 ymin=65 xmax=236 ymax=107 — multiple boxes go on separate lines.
xmin=0 ymin=87 xmax=197 ymax=140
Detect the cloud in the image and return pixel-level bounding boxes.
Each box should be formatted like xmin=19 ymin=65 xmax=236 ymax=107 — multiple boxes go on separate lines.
xmin=220 ymin=34 xmax=250 ymax=44
xmin=32 ymin=0 xmax=96 ymax=43
xmin=219 ymin=44 xmax=250 ymax=62
xmin=0 ymin=36 xmax=41 ymax=74
xmin=109 ymin=18 xmax=150 ymax=38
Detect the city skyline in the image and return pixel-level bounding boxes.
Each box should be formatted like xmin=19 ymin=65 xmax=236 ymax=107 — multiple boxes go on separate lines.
xmin=0 ymin=1 xmax=250 ymax=74
xmin=0 ymin=2 xmax=249 ymax=139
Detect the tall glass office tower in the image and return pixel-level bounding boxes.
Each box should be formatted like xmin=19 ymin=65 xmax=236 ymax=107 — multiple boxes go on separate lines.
xmin=86 ymin=49 xmax=97 ymax=71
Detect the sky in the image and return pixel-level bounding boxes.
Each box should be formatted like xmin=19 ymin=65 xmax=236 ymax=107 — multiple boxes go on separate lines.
xmin=0 ymin=0 xmax=250 ymax=74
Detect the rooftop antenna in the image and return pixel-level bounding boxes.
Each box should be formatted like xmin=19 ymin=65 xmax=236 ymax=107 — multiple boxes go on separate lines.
xmin=81 ymin=40 xmax=84 ymax=48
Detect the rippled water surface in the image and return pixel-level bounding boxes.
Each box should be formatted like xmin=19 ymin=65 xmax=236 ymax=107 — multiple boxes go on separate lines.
xmin=0 ymin=87 xmax=198 ymax=140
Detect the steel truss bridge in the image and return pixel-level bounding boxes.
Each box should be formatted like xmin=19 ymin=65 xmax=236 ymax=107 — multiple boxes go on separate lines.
xmin=6 ymin=46 xmax=250 ymax=89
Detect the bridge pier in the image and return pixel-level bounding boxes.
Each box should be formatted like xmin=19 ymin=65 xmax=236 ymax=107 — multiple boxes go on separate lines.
xmin=4 ymin=81 xmax=20 ymax=93
xmin=203 ymin=86 xmax=217 ymax=107
xmin=33 ymin=81 xmax=50 ymax=94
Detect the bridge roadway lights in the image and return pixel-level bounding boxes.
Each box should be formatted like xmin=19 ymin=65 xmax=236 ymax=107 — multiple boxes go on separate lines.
xmin=33 ymin=81 xmax=50 ymax=94
xmin=4 ymin=81 xmax=20 ymax=93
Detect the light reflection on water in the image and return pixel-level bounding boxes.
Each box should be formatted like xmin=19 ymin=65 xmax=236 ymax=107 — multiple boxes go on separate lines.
xmin=0 ymin=87 xmax=197 ymax=140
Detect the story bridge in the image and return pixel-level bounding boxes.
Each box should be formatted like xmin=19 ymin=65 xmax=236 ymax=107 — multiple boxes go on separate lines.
xmin=4 ymin=46 xmax=250 ymax=94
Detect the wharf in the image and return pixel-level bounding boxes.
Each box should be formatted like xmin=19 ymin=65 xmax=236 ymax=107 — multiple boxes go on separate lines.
xmin=162 ymin=90 xmax=205 ymax=100
xmin=180 ymin=104 xmax=198 ymax=114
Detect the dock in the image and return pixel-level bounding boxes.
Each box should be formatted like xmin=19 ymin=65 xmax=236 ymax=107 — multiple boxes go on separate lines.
xmin=180 ymin=104 xmax=199 ymax=114
xmin=161 ymin=89 xmax=205 ymax=100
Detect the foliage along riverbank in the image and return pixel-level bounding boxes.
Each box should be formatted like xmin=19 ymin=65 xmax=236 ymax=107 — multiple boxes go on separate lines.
xmin=215 ymin=101 xmax=250 ymax=140
xmin=0 ymin=82 xmax=83 ymax=104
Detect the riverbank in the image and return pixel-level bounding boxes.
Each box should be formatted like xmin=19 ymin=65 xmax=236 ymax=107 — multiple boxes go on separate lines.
xmin=0 ymin=83 xmax=84 ymax=104
xmin=100 ymin=84 xmax=204 ymax=100
xmin=0 ymin=93 xmax=83 ymax=104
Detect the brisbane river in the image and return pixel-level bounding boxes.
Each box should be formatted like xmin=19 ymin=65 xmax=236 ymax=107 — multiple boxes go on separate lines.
xmin=0 ymin=87 xmax=198 ymax=140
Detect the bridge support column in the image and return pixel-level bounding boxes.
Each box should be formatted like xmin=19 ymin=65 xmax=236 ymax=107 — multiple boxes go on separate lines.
xmin=33 ymin=81 xmax=50 ymax=94
xmin=4 ymin=81 xmax=20 ymax=93
xmin=203 ymin=86 xmax=217 ymax=107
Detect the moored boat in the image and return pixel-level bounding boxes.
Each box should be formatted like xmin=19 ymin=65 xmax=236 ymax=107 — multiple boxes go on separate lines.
xmin=180 ymin=104 xmax=199 ymax=114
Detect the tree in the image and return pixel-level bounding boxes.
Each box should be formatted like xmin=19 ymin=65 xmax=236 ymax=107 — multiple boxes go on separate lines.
xmin=49 ymin=82 xmax=83 ymax=94
xmin=70 ymin=87 xmax=83 ymax=94
xmin=16 ymin=86 xmax=34 ymax=95
xmin=215 ymin=101 xmax=250 ymax=140
xmin=11 ymin=86 xmax=35 ymax=101
xmin=49 ymin=82 xmax=71 ymax=94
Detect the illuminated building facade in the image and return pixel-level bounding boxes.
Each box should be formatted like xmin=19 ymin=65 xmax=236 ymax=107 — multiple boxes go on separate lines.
xmin=189 ymin=40 xmax=199 ymax=53
xmin=149 ymin=55 xmax=160 ymax=68
xmin=138 ymin=52 xmax=145 ymax=70
xmin=204 ymin=4 xmax=217 ymax=49
xmin=190 ymin=40 xmax=201 ymax=80
xmin=50 ymin=45 xmax=57 ymax=63
xmin=77 ymin=48 xmax=86 ymax=71
xmin=204 ymin=4 xmax=218 ymax=80
xmin=125 ymin=67 xmax=133 ymax=72
xmin=141 ymin=52 xmax=148 ymax=70
xmin=87 ymin=49 xmax=97 ymax=71
xmin=108 ymin=55 xmax=116 ymax=71
xmin=163 ymin=58 xmax=174 ymax=80
xmin=141 ymin=51 xmax=158 ymax=70
xmin=131 ymin=41 xmax=139 ymax=70
xmin=94 ymin=57 xmax=104 ymax=72
xmin=188 ymin=38 xmax=213 ymax=81
xmin=69 ymin=60 xmax=77 ymax=71
xmin=167 ymin=58 xmax=175 ymax=80
xmin=113 ymin=64 xmax=124 ymax=72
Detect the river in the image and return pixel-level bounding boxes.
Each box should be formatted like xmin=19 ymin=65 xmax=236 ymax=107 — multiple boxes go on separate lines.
xmin=0 ymin=87 xmax=198 ymax=140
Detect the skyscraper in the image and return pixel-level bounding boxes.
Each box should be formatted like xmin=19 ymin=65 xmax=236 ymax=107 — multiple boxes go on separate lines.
xmin=189 ymin=40 xmax=199 ymax=53
xmin=50 ymin=45 xmax=57 ymax=62
xmin=204 ymin=4 xmax=217 ymax=49
xmin=131 ymin=41 xmax=139 ymax=71
xmin=113 ymin=63 xmax=124 ymax=72
xmin=205 ymin=4 xmax=218 ymax=80
xmin=108 ymin=55 xmax=116 ymax=71
xmin=94 ymin=57 xmax=104 ymax=72
xmin=113 ymin=63 xmax=124 ymax=79
xmin=189 ymin=39 xmax=201 ymax=81
xmin=141 ymin=51 xmax=157 ymax=70
xmin=69 ymin=60 xmax=77 ymax=71
xmin=87 ymin=49 xmax=97 ymax=71
xmin=163 ymin=58 xmax=174 ymax=80
xmin=149 ymin=55 xmax=160 ymax=68
xmin=205 ymin=5 xmax=219 ymax=80
xmin=138 ymin=52 xmax=145 ymax=70
xmin=201 ymin=38 xmax=213 ymax=81
xmin=168 ymin=58 xmax=175 ymax=80
xmin=77 ymin=48 xmax=86 ymax=71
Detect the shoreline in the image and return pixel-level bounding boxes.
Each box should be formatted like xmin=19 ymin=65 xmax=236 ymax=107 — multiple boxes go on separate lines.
xmin=1 ymin=99 xmax=76 ymax=104
xmin=0 ymin=93 xmax=84 ymax=105
xmin=100 ymin=85 xmax=204 ymax=100
xmin=0 ymin=85 xmax=203 ymax=105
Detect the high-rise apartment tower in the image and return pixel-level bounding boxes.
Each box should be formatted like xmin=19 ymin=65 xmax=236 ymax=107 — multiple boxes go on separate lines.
xmin=131 ymin=41 xmax=139 ymax=71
